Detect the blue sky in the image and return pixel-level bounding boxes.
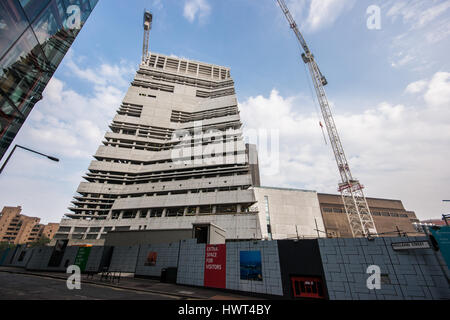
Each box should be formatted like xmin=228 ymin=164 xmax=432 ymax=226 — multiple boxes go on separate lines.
xmin=1 ymin=0 xmax=450 ymax=224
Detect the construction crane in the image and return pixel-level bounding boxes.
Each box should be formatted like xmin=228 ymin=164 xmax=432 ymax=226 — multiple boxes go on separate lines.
xmin=276 ymin=0 xmax=378 ymax=238
xmin=142 ymin=10 xmax=153 ymax=62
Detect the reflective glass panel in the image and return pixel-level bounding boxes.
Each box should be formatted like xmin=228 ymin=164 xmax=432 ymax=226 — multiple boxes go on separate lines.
xmin=19 ymin=0 xmax=51 ymax=23
xmin=0 ymin=0 xmax=29 ymax=59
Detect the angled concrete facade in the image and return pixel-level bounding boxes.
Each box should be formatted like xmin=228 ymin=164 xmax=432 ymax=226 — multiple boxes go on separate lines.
xmin=252 ymin=187 xmax=326 ymax=240
xmin=55 ymin=53 xmax=262 ymax=243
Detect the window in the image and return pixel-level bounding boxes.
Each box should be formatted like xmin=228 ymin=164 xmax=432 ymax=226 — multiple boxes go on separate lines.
xmin=216 ymin=204 xmax=237 ymax=214
xmin=291 ymin=276 xmax=325 ymax=299
xmin=199 ymin=205 xmax=212 ymax=214
xmin=150 ymin=208 xmax=163 ymax=217
xmin=122 ymin=210 xmax=137 ymax=219
xmin=186 ymin=207 xmax=197 ymax=215
xmin=166 ymin=207 xmax=184 ymax=217
xmin=139 ymin=210 xmax=148 ymax=218
xmin=115 ymin=226 xmax=130 ymax=231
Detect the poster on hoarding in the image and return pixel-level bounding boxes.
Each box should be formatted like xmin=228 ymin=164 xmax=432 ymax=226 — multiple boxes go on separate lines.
xmin=240 ymin=250 xmax=263 ymax=281
xmin=74 ymin=246 xmax=92 ymax=272
xmin=144 ymin=252 xmax=158 ymax=266
xmin=204 ymin=244 xmax=226 ymax=288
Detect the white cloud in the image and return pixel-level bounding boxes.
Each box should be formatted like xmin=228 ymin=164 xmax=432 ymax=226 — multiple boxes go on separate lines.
xmin=240 ymin=72 xmax=450 ymax=220
xmin=287 ymin=0 xmax=356 ymax=32
xmin=386 ymin=0 xmax=450 ymax=70
xmin=387 ymin=0 xmax=450 ymax=30
xmin=20 ymin=76 xmax=126 ymax=159
xmin=424 ymin=72 xmax=450 ymax=108
xmin=65 ymin=51 xmax=134 ymax=88
xmin=405 ymin=79 xmax=427 ymax=94
xmin=183 ymin=0 xmax=211 ymax=23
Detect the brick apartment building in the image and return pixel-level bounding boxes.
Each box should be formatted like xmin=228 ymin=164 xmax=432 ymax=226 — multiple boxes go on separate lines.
xmin=0 ymin=206 xmax=59 ymax=245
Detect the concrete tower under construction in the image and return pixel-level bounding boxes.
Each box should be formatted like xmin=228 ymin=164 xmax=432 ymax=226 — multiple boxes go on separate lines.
xmin=55 ymin=51 xmax=265 ymax=244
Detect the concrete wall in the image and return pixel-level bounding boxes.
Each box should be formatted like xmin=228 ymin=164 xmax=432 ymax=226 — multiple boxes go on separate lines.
xmin=105 ymin=229 xmax=192 ymax=247
xmin=318 ymin=237 xmax=450 ymax=300
xmin=58 ymin=214 xmax=262 ymax=243
xmin=135 ymin=242 xmax=180 ymax=277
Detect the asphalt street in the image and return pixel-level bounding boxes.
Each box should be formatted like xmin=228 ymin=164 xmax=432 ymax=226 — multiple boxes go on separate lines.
xmin=0 ymin=272 xmax=180 ymax=300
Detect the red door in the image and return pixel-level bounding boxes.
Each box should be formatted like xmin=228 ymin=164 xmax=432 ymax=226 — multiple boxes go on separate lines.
xmin=291 ymin=276 xmax=325 ymax=299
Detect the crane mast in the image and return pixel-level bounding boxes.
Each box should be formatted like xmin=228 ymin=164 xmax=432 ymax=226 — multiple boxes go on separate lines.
xmin=142 ymin=10 xmax=153 ymax=62
xmin=276 ymin=0 xmax=378 ymax=238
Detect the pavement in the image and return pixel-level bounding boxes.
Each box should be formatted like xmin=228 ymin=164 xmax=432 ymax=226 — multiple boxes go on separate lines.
xmin=0 ymin=266 xmax=260 ymax=300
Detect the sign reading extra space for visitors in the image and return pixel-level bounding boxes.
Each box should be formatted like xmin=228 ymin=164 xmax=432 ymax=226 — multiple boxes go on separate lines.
xmin=204 ymin=244 xmax=226 ymax=289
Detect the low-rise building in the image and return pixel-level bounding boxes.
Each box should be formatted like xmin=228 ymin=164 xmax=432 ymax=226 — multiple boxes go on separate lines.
xmin=317 ymin=193 xmax=422 ymax=238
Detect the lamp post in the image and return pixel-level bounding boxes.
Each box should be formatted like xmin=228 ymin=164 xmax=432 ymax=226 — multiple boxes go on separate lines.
xmin=0 ymin=144 xmax=59 ymax=175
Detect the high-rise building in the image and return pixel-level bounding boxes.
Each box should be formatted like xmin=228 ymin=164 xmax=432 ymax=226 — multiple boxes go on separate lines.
xmin=0 ymin=206 xmax=59 ymax=244
xmin=55 ymin=53 xmax=265 ymax=244
xmin=0 ymin=0 xmax=99 ymax=160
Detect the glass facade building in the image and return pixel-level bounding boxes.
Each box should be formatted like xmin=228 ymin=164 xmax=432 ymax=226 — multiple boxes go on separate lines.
xmin=0 ymin=0 xmax=99 ymax=159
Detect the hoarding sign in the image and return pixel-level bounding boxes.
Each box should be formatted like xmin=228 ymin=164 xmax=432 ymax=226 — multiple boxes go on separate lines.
xmin=391 ymin=241 xmax=430 ymax=251
xmin=74 ymin=246 xmax=92 ymax=272
xmin=204 ymin=244 xmax=226 ymax=289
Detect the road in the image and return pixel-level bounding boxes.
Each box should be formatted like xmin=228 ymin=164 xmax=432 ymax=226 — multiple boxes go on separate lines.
xmin=0 ymin=272 xmax=180 ymax=300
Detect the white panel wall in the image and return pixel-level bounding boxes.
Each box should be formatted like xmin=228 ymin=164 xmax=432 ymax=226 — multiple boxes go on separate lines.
xmin=252 ymin=187 xmax=325 ymax=240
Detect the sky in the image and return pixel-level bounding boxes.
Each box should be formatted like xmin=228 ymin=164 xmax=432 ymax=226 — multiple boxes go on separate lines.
xmin=0 ymin=0 xmax=449 ymax=224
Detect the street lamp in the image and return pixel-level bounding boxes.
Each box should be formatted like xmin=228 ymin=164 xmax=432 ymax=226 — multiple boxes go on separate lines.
xmin=0 ymin=144 xmax=59 ymax=175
